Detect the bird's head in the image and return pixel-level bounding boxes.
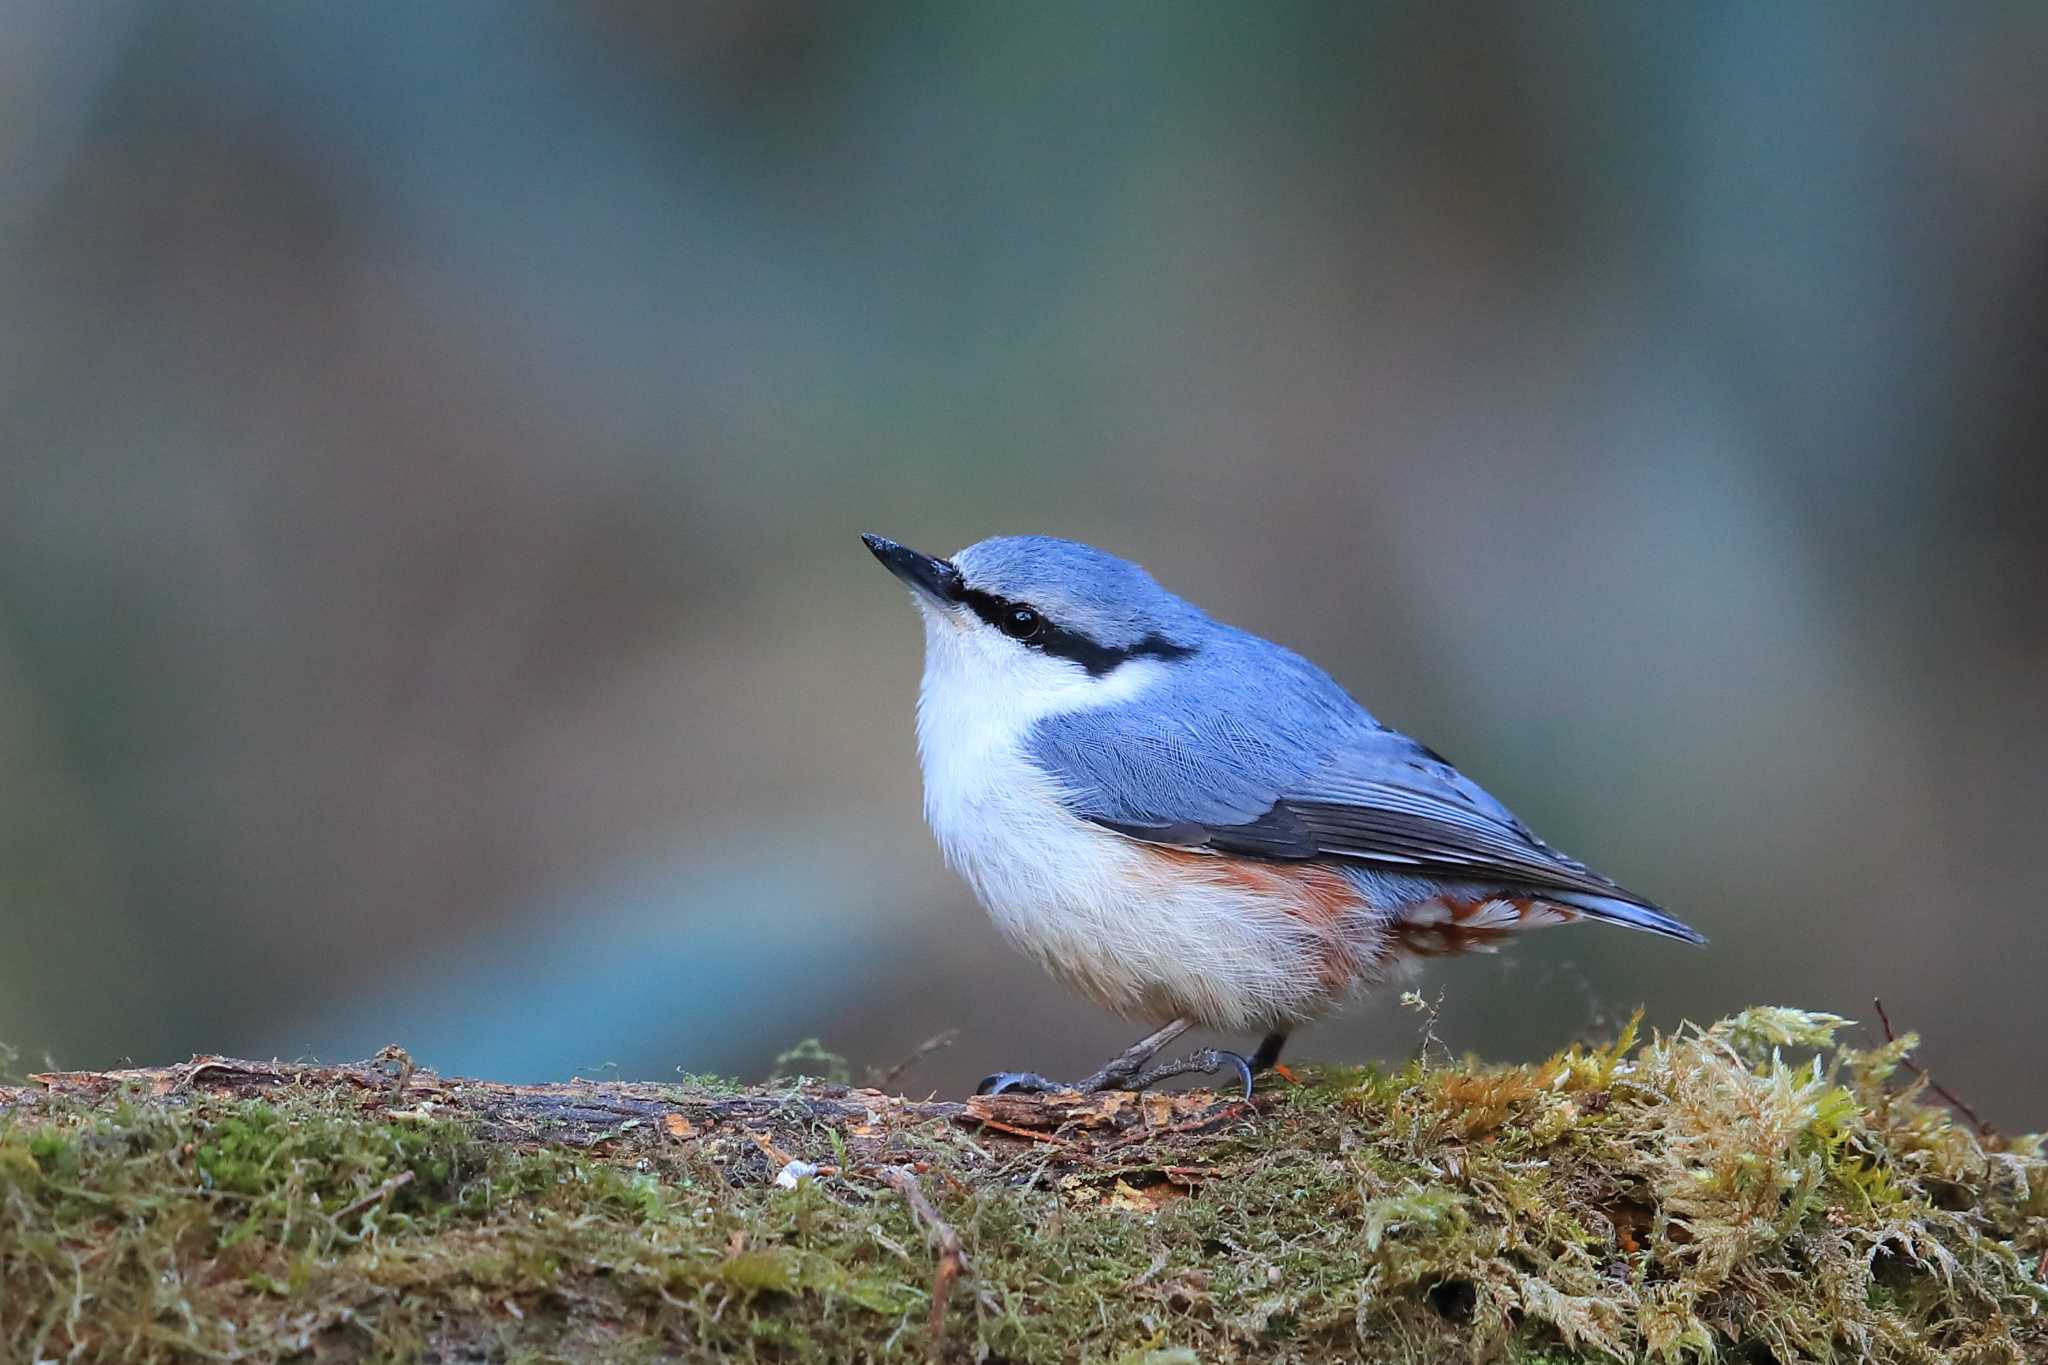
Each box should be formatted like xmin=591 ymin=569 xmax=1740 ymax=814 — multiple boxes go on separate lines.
xmin=862 ymin=532 xmax=1205 ymax=717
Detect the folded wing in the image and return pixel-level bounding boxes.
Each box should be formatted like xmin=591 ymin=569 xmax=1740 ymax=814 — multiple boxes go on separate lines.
xmin=1031 ymin=700 xmax=1701 ymax=943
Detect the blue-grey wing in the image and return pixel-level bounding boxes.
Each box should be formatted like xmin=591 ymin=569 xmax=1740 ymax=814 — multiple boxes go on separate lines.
xmin=1213 ymin=728 xmax=1619 ymax=890
xmin=1031 ymin=693 xmax=1661 ymax=908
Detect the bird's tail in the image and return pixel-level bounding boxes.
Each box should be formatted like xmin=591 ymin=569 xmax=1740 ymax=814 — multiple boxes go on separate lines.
xmin=1388 ymin=889 xmax=1704 ymax=959
xmin=1547 ymin=891 xmax=1706 ymax=945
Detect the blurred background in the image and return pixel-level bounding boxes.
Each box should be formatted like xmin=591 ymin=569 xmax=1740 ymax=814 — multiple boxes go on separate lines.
xmin=4 ymin=3 xmax=2045 ymax=1122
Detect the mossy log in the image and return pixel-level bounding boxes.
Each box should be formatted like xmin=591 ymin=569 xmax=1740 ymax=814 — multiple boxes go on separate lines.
xmin=2 ymin=1010 xmax=2043 ymax=1363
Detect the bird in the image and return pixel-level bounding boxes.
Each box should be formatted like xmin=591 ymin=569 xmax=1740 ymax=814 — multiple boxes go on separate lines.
xmin=861 ymin=532 xmax=1702 ymax=1098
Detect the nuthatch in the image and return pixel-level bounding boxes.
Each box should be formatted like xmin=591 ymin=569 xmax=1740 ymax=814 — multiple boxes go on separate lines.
xmin=864 ymin=533 xmax=1702 ymax=1097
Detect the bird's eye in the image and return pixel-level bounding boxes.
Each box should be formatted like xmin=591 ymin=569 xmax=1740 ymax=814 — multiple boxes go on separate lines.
xmin=1001 ymin=606 xmax=1043 ymax=641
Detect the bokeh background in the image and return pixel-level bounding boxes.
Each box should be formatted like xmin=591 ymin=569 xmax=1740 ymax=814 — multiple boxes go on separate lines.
xmin=4 ymin=4 xmax=2045 ymax=1123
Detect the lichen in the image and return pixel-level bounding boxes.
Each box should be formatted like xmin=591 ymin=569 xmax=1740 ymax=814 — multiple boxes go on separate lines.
xmin=1 ymin=1008 xmax=2042 ymax=1363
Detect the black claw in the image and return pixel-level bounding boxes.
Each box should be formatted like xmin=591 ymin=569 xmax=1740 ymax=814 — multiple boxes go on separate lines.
xmin=975 ymin=1071 xmax=1057 ymax=1096
xmin=1218 ymin=1049 xmax=1255 ymax=1099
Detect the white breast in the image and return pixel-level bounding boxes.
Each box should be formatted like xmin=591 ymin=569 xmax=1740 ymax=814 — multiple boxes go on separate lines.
xmin=911 ymin=605 xmax=1354 ymax=1031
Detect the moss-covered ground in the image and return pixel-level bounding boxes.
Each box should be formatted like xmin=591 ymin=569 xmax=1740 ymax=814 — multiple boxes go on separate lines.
xmin=2 ymin=1008 xmax=2043 ymax=1363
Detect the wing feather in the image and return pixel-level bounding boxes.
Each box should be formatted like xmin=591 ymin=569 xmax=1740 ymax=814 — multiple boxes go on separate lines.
xmin=1036 ymin=703 xmax=1686 ymax=922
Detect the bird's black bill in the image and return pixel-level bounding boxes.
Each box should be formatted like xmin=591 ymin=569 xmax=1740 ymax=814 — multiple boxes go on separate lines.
xmin=861 ymin=533 xmax=963 ymax=605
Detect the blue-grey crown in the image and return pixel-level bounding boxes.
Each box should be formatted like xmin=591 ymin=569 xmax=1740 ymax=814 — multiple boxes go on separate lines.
xmin=953 ymin=536 xmax=1208 ymax=667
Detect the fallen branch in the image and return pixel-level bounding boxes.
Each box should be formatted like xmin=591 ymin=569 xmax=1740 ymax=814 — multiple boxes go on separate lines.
xmin=3 ymin=1053 xmax=1244 ymax=1160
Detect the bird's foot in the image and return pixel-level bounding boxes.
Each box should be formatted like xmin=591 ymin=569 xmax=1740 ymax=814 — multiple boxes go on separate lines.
xmin=1123 ymin=1048 xmax=1256 ymax=1099
xmin=973 ymin=1018 xmax=1202 ymax=1098
xmin=974 ymin=1070 xmax=1072 ymax=1096
xmin=974 ymin=1050 xmax=1253 ymax=1100
xmin=973 ymin=1057 xmax=1150 ymax=1096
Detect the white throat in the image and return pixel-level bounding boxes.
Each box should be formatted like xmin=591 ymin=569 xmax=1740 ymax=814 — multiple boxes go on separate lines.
xmin=912 ymin=602 xmax=1164 ymax=821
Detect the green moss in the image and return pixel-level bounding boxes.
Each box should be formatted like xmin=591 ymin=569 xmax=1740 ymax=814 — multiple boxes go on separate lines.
xmin=2 ymin=1008 xmax=2043 ymax=1363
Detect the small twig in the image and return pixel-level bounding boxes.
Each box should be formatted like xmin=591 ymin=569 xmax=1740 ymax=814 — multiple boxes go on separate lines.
xmin=333 ymin=1169 xmax=414 ymax=1225
xmin=372 ymin=1044 xmax=417 ymax=1106
xmin=744 ymin=1127 xmax=794 ymax=1166
xmin=870 ymin=1030 xmax=960 ymax=1091
xmin=1400 ymin=988 xmax=1453 ymax=1069
xmin=1873 ymin=998 xmax=1994 ymax=1138
xmin=877 ymin=1165 xmax=966 ymax=1362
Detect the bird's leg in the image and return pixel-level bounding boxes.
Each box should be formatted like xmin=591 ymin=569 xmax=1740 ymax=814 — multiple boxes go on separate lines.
xmin=1250 ymin=1031 xmax=1290 ymax=1072
xmin=976 ymin=1019 xmax=1191 ymax=1097
xmin=1074 ymin=1018 xmax=1193 ymax=1091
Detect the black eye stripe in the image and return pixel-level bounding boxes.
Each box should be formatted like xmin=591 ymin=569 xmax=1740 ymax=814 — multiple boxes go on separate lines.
xmin=958 ymin=588 xmax=1196 ymax=677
